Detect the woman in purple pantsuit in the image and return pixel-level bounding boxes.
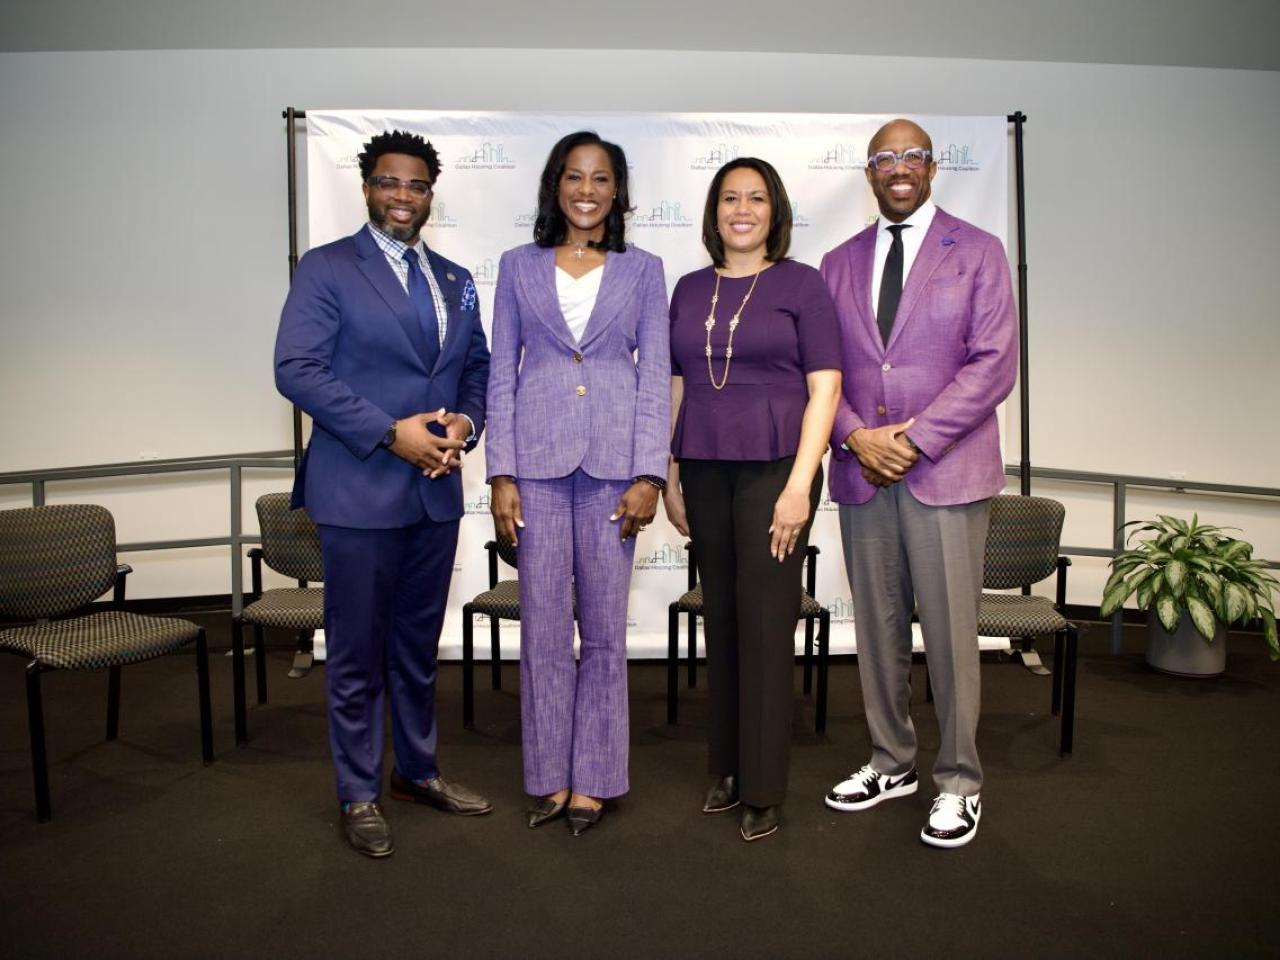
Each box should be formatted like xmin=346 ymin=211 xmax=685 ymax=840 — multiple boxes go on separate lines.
xmin=664 ymin=158 xmax=842 ymax=842
xmin=486 ymin=132 xmax=670 ymax=835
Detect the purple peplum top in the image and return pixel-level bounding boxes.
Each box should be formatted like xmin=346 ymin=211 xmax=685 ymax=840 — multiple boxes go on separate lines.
xmin=670 ymin=259 xmax=842 ymax=462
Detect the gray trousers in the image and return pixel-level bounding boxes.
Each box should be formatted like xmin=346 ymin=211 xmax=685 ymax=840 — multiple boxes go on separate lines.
xmin=839 ymin=484 xmax=990 ymax=796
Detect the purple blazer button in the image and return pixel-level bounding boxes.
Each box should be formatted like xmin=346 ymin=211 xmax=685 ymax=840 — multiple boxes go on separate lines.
xmin=573 ymin=353 xmax=584 ymax=363
xmin=881 ymin=362 xmax=892 ymax=372
xmin=575 ymin=385 xmax=587 ymax=396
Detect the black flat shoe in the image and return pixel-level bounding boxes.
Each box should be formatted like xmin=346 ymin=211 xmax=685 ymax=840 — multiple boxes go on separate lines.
xmin=702 ymin=776 xmax=739 ymax=814
xmin=526 ymin=796 xmax=568 ymax=828
xmin=740 ymin=804 xmax=780 ymax=842
xmin=340 ymin=801 xmax=394 ymax=858
xmin=566 ymin=804 xmax=604 ymax=836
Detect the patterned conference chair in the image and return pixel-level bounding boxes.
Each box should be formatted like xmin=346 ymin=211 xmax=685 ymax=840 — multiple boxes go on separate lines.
xmin=0 ymin=504 xmax=213 ymax=821
xmin=231 ymin=492 xmax=324 ymax=746
xmin=976 ymin=494 xmax=1080 ymax=756
xmin=667 ymin=543 xmax=831 ymax=733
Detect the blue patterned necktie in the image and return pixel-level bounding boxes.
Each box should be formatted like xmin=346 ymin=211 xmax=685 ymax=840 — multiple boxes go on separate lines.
xmin=402 ymin=247 xmax=441 ymax=368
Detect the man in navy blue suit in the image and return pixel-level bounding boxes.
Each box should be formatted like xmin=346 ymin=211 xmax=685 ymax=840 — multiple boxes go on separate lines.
xmin=275 ymin=130 xmax=491 ymax=858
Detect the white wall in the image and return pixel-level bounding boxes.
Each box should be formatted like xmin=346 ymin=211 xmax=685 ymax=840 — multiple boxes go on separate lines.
xmin=2 ymin=46 xmax=1277 ymax=608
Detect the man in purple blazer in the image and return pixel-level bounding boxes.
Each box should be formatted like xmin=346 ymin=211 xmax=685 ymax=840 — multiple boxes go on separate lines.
xmin=275 ymin=130 xmax=492 ymax=858
xmin=820 ymin=119 xmax=1017 ymax=848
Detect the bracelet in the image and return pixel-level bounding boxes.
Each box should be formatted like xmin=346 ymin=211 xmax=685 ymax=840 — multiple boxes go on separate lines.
xmin=633 ymin=475 xmax=666 ymax=491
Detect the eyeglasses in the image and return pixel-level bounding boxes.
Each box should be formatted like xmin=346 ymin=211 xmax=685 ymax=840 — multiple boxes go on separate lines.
xmin=367 ymin=175 xmax=433 ymax=197
xmin=867 ymin=148 xmax=932 ymax=172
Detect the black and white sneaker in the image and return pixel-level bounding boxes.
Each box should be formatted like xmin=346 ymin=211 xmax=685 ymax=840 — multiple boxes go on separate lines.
xmin=920 ymin=793 xmax=981 ymax=848
xmin=825 ymin=764 xmax=919 ymax=812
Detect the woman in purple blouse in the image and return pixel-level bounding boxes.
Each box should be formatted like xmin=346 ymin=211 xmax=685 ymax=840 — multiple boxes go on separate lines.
xmin=664 ymin=157 xmax=842 ymax=842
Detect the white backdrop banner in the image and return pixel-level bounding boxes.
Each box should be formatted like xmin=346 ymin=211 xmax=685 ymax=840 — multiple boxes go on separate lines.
xmin=303 ymin=111 xmax=1010 ymax=658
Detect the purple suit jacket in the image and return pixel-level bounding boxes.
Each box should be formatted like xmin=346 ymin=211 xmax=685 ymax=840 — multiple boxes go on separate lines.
xmin=485 ymin=242 xmax=670 ymax=482
xmin=821 ymin=207 xmax=1018 ymax=507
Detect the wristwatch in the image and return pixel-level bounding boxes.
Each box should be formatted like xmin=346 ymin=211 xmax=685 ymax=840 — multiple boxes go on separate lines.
xmin=381 ymin=423 xmax=397 ymax=448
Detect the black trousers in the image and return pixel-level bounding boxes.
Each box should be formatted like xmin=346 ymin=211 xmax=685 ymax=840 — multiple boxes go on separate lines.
xmin=680 ymin=457 xmax=822 ymax=807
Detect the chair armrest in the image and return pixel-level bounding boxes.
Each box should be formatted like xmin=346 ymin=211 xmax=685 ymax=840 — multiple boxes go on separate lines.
xmin=1055 ymin=556 xmax=1072 ymax=609
xmin=484 ymin=541 xmax=499 ymax=589
xmin=805 ymin=545 xmax=819 ymax=597
xmin=247 ymin=548 xmax=265 ymax=598
xmin=113 ymin=564 xmax=133 ymax=606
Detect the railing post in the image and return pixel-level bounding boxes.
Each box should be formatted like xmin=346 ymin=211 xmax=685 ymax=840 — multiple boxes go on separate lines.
xmin=230 ymin=464 xmax=244 ymax=618
xmin=1111 ymin=482 xmax=1127 ymax=655
xmin=32 ymin=480 xmax=45 ymax=506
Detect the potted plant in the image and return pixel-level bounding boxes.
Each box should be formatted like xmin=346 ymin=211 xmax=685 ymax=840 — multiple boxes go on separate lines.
xmin=1100 ymin=514 xmax=1279 ymax=677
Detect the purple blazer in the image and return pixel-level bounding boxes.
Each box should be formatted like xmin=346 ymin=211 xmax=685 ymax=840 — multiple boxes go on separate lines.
xmin=821 ymin=207 xmax=1018 ymax=507
xmin=485 ymin=242 xmax=670 ymax=482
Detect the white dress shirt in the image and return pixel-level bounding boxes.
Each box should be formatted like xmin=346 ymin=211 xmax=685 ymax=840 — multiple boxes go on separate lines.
xmin=871 ymin=199 xmax=937 ymax=319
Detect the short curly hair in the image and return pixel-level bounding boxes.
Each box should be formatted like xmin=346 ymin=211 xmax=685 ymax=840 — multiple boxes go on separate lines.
xmin=357 ymin=130 xmax=441 ymax=184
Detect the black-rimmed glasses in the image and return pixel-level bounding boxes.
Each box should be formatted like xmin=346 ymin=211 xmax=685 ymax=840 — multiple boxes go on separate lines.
xmin=367 ymin=175 xmax=433 ymax=197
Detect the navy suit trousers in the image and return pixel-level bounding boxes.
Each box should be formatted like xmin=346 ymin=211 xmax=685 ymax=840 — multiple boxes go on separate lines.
xmin=318 ymin=515 xmax=459 ymax=802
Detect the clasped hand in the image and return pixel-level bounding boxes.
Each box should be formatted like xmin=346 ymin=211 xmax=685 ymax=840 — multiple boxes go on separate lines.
xmin=848 ymin=417 xmax=919 ymax=487
xmin=388 ymin=408 xmax=469 ymax=478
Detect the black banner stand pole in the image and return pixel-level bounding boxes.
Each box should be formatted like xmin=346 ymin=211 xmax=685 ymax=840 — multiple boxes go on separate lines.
xmin=1007 ymin=111 xmax=1030 ymax=496
xmin=285 ymin=107 xmax=305 ymax=465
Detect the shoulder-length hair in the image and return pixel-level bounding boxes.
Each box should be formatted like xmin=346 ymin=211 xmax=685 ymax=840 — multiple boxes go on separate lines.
xmin=701 ymin=157 xmax=792 ymax=268
xmin=533 ymin=131 xmax=632 ymax=253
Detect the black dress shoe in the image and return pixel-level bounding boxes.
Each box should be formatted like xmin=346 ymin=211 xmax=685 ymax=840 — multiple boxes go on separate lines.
xmin=740 ymin=804 xmax=780 ymax=842
xmin=341 ymin=801 xmax=394 ymax=858
xmin=566 ymin=804 xmax=604 ymax=836
xmin=526 ymin=796 xmax=568 ymax=829
xmin=389 ymin=771 xmax=493 ymax=816
xmin=702 ymin=775 xmax=739 ymax=814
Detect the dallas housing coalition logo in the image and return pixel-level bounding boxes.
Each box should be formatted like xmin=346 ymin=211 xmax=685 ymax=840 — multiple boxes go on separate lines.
xmin=471 ymin=258 xmax=498 ymax=287
xmin=690 ymin=142 xmax=741 ymax=171
xmin=632 ymin=199 xmax=693 ymax=229
xmin=454 ymin=142 xmax=516 ymax=171
xmin=790 ymin=202 xmax=811 ymax=228
xmin=935 ymin=143 xmax=979 ymax=172
xmin=464 ymin=490 xmax=491 ymax=515
xmin=808 ymin=143 xmax=865 ymax=171
xmin=513 ymin=208 xmax=538 ymax=229
xmin=425 ymin=202 xmax=457 ymax=229
xmin=634 ymin=541 xmax=690 ymax=572
xmin=827 ymin=595 xmax=855 ymax=624
xmin=816 ymin=491 xmax=837 ymax=513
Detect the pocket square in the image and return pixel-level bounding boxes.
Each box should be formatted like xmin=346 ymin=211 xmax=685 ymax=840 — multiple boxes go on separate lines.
xmin=460 ymin=278 xmax=478 ymax=311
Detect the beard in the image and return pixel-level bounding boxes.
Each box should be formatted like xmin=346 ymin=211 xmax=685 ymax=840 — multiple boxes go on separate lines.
xmin=367 ymin=196 xmax=430 ymax=243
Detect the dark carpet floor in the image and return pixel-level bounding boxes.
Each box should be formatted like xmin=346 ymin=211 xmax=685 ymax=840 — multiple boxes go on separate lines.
xmin=1 ymin=618 xmax=1277 ymax=960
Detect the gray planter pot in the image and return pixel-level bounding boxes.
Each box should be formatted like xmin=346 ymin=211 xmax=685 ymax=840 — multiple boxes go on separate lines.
xmin=1146 ymin=614 xmax=1226 ymax=678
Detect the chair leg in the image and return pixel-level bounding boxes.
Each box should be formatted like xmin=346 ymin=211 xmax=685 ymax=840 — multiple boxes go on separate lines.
xmin=803 ymin=616 xmax=814 ymax=696
xmin=462 ymin=606 xmax=475 ymax=729
xmin=1051 ymin=629 xmax=1066 ymax=717
xmin=26 ymin=663 xmax=51 ymax=823
xmin=667 ymin=603 xmax=679 ymax=725
xmin=195 ymin=629 xmax=214 ymax=764
xmin=1060 ymin=625 xmax=1079 ymax=757
xmin=253 ymin=625 xmax=268 ymax=706
xmin=815 ymin=612 xmax=830 ymax=735
xmin=687 ymin=610 xmax=697 ymax=688
xmin=288 ymin=631 xmax=314 ymax=679
xmin=925 ymin=665 xmax=933 ymax=704
xmin=489 ymin=616 xmax=502 ymax=691
xmin=232 ymin=617 xmax=248 ymax=746
xmin=106 ymin=665 xmax=121 ymax=740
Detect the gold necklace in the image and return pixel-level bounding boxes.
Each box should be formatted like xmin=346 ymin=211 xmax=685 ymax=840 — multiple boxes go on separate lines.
xmin=705 ymin=268 xmax=762 ymax=390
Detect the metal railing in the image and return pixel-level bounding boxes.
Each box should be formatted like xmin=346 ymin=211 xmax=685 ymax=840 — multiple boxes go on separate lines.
xmin=2 ymin=452 xmax=1276 ymax=649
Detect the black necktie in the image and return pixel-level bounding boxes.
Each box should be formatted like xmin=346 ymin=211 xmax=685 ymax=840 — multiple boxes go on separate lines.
xmin=403 ymin=248 xmax=441 ymax=368
xmin=877 ymin=224 xmax=909 ymax=346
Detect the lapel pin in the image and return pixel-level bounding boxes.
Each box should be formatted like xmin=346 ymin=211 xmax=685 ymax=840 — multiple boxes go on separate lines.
xmin=941 ymin=237 xmax=956 ymax=246
xmin=446 ymin=272 xmax=457 ymax=282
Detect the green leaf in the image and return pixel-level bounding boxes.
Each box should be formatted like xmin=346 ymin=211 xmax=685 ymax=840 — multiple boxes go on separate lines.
xmin=1186 ymin=596 xmax=1217 ymax=642
xmin=1100 ymin=580 xmax=1133 ymax=619
xmin=1221 ymin=539 xmax=1252 ymax=562
xmin=1155 ymin=594 xmax=1180 ymax=633
xmin=1224 ymin=582 xmax=1249 ymax=624
xmin=1261 ymin=609 xmax=1279 ymax=661
xmin=1166 ymin=559 xmax=1188 ymax=597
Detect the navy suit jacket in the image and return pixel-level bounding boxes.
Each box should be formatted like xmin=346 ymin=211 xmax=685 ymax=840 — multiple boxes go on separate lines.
xmin=275 ymin=225 xmax=490 ymax=528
